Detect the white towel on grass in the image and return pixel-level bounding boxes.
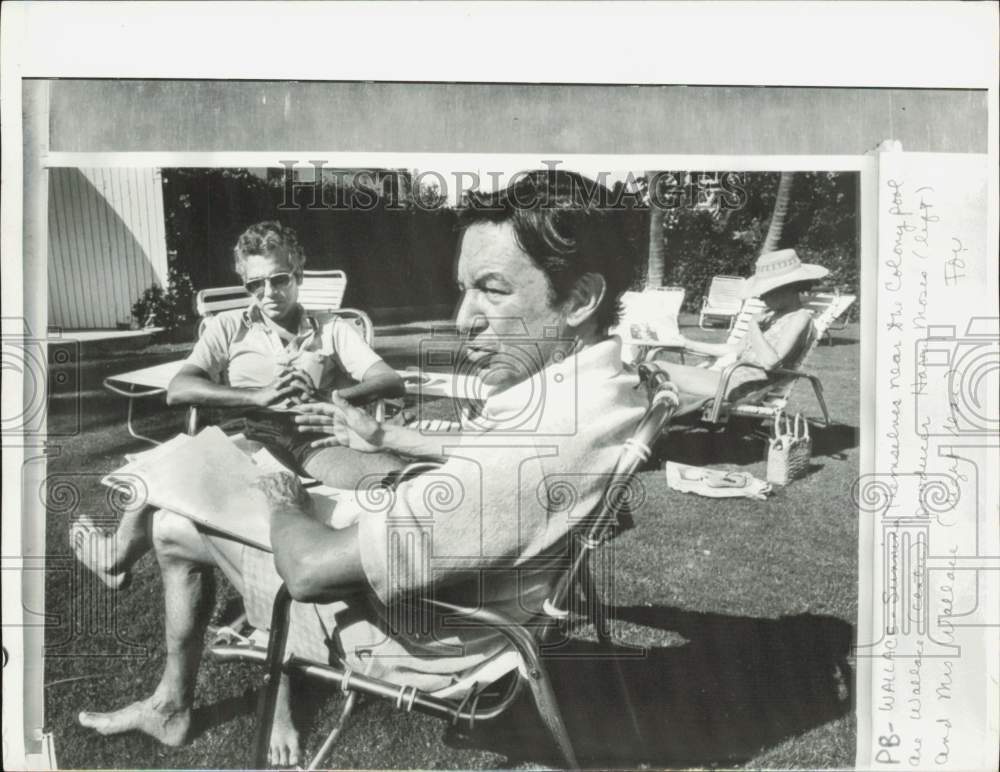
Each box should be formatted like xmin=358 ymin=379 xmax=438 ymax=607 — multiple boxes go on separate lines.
xmin=665 ymin=461 xmax=771 ymax=500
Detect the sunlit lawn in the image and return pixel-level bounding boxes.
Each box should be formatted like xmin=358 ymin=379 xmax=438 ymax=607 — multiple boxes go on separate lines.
xmin=44 ymin=315 xmax=858 ymax=769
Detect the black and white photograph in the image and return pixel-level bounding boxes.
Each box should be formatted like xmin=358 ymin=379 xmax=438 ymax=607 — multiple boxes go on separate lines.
xmin=42 ymin=155 xmax=864 ymax=769
xmin=2 ymin=4 xmax=997 ymax=772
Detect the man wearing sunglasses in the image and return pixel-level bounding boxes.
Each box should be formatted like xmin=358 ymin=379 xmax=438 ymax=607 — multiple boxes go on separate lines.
xmin=74 ymin=222 xmax=408 ymax=588
xmin=164 ymin=221 xmax=406 ymax=487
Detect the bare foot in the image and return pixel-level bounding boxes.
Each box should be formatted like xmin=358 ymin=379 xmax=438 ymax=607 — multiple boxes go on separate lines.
xmin=78 ymin=695 xmax=191 ymax=746
xmin=269 ymin=675 xmax=302 ymax=767
xmin=70 ymin=515 xmax=130 ymax=591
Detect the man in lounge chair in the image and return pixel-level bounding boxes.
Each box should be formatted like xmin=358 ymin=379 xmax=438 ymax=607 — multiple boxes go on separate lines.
xmin=78 ymin=170 xmax=649 ymax=766
xmin=72 ymin=221 xmax=406 ymax=590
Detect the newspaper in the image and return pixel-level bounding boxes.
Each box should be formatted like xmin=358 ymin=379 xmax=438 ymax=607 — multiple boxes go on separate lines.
xmin=101 ymin=428 xmax=345 ymax=551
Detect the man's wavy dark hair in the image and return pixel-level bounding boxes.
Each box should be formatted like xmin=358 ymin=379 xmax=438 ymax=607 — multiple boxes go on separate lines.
xmin=458 ymin=170 xmax=638 ymax=332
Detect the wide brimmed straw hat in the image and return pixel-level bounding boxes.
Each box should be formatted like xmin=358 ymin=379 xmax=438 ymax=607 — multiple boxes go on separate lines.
xmin=740 ymin=249 xmax=829 ymax=298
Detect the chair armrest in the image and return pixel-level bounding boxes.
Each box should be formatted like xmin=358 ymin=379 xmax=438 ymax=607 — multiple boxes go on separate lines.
xmin=102 ymin=379 xmax=167 ymax=399
xmin=402 ymin=597 xmax=542 ymax=666
xmin=764 ymin=366 xmax=818 ymax=383
xmin=704 ymin=360 xmax=769 ymax=423
xmin=642 ymin=345 xmax=713 ymax=366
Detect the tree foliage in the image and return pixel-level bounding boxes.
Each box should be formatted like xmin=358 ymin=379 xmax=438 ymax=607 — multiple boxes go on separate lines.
xmin=158 ymin=168 xmax=859 ymax=320
xmin=131 ymin=267 xmax=195 ymax=330
xmin=645 ymin=172 xmax=859 ymax=316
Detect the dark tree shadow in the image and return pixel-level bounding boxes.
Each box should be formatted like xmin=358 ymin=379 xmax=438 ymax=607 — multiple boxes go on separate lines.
xmin=657 ymin=419 xmax=858 ymax=467
xmin=449 ymin=605 xmax=853 ymax=768
xmin=815 ymin=334 xmax=857 ymax=347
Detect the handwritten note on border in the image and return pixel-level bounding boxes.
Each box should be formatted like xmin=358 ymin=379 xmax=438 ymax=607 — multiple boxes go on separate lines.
xmin=857 ymin=151 xmax=998 ymax=770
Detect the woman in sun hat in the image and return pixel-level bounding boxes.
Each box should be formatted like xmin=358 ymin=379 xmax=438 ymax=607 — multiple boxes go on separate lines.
xmin=647 ymin=248 xmax=829 ymax=402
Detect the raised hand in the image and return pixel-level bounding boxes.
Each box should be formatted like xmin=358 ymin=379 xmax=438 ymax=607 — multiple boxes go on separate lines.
xmin=294 ymin=393 xmax=384 ymax=452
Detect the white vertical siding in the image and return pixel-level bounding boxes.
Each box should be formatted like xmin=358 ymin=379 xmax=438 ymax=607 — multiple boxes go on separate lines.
xmin=48 ymin=167 xmax=168 ymax=329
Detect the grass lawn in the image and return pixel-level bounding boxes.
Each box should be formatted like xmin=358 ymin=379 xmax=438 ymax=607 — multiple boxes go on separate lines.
xmin=43 ymin=315 xmax=859 ymax=769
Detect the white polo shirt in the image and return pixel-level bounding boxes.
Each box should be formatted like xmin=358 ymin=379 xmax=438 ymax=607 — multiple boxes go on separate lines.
xmin=185 ymin=304 xmax=383 ymax=393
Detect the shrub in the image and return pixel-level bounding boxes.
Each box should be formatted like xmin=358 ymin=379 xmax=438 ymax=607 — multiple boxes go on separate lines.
xmin=132 ymin=268 xmax=195 ymax=330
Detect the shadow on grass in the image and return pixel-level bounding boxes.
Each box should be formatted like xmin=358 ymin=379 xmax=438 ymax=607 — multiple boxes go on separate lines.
xmin=658 ymin=419 xmax=858 ymax=468
xmin=189 ymin=690 xmax=257 ymax=743
xmin=815 ymin=334 xmax=858 ymax=348
xmin=451 ymin=605 xmax=853 ymax=768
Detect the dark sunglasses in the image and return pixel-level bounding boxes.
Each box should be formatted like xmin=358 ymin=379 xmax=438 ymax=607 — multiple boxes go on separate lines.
xmin=244 ymin=271 xmax=294 ymax=296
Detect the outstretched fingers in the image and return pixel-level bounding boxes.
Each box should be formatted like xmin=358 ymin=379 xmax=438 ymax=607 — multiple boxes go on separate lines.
xmin=294 ymin=404 xmax=344 ymax=438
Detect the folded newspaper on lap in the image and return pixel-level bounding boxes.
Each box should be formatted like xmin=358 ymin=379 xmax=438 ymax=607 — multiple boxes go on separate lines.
xmin=101 ymin=427 xmax=344 ymax=552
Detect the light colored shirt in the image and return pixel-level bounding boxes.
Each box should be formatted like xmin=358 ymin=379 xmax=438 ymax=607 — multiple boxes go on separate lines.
xmin=185 ymin=304 xmax=383 ymax=392
xmin=346 ymin=337 xmax=648 ymax=687
xmin=711 ymin=308 xmax=817 ymax=395
xmin=238 ymin=337 xmax=649 ymax=692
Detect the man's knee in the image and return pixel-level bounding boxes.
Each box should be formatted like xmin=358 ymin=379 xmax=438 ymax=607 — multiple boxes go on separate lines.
xmin=151 ymin=510 xmax=200 ymax=555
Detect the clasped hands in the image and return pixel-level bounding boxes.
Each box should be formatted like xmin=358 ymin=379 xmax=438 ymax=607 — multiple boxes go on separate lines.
xmin=250 ymin=365 xmax=321 ymax=408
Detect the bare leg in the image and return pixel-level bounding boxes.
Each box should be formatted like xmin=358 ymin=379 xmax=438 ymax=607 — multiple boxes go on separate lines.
xmin=78 ymin=510 xmax=211 ymax=744
xmin=645 ymin=361 xmax=724 ymax=400
xmin=78 ymin=510 xmax=301 ymax=764
xmin=71 ymin=505 xmax=153 ymax=590
xmin=299 ymin=444 xmax=404 ymax=489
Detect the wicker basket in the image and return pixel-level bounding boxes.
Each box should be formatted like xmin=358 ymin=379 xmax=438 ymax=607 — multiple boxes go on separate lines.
xmin=766 ymin=412 xmax=812 ymax=485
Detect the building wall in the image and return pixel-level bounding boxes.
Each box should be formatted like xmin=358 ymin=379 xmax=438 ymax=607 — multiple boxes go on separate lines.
xmin=47 ymin=168 xmax=168 ymax=329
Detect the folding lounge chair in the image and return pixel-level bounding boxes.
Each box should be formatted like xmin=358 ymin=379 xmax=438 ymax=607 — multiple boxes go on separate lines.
xmin=699 ymin=293 xmax=856 ymax=426
xmin=642 ymin=291 xmax=854 ymax=428
xmin=639 ymin=295 xmax=767 ymax=371
xmin=297 ymin=269 xmax=348 ymax=312
xmin=209 ymin=366 xmax=683 ymax=770
xmin=102 ymin=360 xmax=193 ymax=445
xmin=699 ymin=275 xmax=745 ymax=330
xmin=804 ymin=289 xmax=850 ymax=344
xmin=103 ymin=286 xmax=253 ymax=443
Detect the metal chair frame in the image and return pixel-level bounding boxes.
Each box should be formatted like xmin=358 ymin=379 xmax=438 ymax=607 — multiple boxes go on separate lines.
xmin=209 ymin=366 xmax=681 ymax=769
xmin=645 ymin=292 xmax=855 ymax=428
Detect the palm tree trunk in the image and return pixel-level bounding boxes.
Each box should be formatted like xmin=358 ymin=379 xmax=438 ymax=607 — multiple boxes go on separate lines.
xmin=646 ymin=172 xmax=666 ymax=287
xmin=647 ymin=204 xmax=666 ymax=288
xmin=761 ymin=172 xmax=794 ymax=254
